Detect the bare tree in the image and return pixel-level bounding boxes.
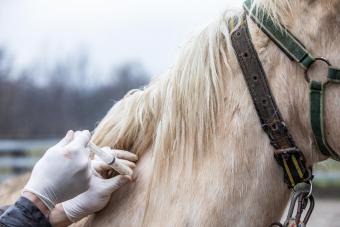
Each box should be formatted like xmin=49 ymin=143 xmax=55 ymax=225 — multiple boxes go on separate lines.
xmin=0 ymin=51 xmax=150 ymax=138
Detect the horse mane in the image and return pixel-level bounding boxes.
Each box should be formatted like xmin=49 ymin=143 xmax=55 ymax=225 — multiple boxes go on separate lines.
xmin=92 ymin=14 xmax=236 ymax=174
xmin=91 ymin=0 xmax=293 ymax=166
xmin=253 ymin=0 xmax=293 ymax=22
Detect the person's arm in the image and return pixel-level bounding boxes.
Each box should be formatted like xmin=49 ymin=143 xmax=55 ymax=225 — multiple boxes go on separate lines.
xmin=49 ymin=204 xmax=72 ymax=227
xmin=22 ymin=191 xmax=50 ymax=216
xmin=0 ymin=132 xmax=137 ymax=227
xmin=0 ymin=130 xmax=92 ymax=227
xmin=0 ymin=196 xmax=52 ymax=227
xmin=48 ymin=150 xmax=136 ymax=226
xmin=0 ymin=206 xmax=9 ymax=217
xmin=0 ymin=148 xmax=137 ymax=227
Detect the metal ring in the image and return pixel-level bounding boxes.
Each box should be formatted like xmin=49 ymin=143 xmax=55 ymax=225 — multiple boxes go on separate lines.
xmin=307 ymin=180 xmax=313 ymax=198
xmin=304 ymin=57 xmax=332 ymax=82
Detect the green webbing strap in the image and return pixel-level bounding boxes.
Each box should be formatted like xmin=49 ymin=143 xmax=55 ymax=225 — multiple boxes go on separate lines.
xmin=328 ymin=67 xmax=340 ymax=82
xmin=243 ymin=0 xmax=315 ymax=70
xmin=310 ymin=81 xmax=340 ymax=161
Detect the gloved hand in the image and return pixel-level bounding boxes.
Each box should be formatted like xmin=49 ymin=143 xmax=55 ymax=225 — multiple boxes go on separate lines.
xmin=62 ymin=148 xmax=137 ymax=223
xmin=24 ymin=130 xmax=92 ymax=210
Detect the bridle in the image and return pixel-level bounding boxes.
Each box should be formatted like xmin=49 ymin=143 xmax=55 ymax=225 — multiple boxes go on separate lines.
xmin=242 ymin=0 xmax=340 ymax=163
xmin=228 ymin=0 xmax=340 ymax=226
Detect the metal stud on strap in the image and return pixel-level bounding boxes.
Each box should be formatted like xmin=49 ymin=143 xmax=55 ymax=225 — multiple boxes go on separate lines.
xmin=229 ymin=14 xmax=311 ymax=189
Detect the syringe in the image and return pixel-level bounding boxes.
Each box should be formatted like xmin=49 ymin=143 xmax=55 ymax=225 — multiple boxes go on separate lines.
xmin=88 ymin=142 xmax=133 ymax=176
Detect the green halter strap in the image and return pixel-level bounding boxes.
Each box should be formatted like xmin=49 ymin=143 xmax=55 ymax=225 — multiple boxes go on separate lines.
xmin=242 ymin=0 xmax=340 ymax=162
xmin=310 ymin=68 xmax=340 ymax=161
xmin=243 ymin=0 xmax=315 ymax=70
xmin=328 ymin=67 xmax=340 ymax=82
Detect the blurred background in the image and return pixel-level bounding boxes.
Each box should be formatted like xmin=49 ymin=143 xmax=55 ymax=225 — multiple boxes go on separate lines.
xmin=0 ymin=0 xmax=339 ymax=224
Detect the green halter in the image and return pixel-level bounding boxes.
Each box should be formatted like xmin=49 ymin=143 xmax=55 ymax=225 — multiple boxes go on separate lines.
xmin=310 ymin=68 xmax=340 ymax=161
xmin=243 ymin=0 xmax=340 ymax=161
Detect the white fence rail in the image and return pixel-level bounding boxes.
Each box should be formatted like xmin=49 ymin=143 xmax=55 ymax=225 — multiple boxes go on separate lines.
xmin=0 ymin=139 xmax=58 ymax=182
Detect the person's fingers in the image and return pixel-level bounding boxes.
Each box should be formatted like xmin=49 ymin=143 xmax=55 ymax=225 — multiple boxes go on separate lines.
xmin=91 ymin=159 xmax=112 ymax=179
xmin=101 ymin=147 xmax=138 ymax=162
xmin=114 ymin=150 xmax=138 ymax=162
xmin=115 ymin=158 xmax=136 ymax=169
xmin=68 ymin=130 xmax=91 ymax=149
xmin=56 ymin=130 xmax=74 ymax=147
xmin=103 ymin=175 xmax=132 ymax=191
xmin=91 ymin=149 xmax=136 ymax=177
xmin=112 ymin=159 xmax=134 ymax=176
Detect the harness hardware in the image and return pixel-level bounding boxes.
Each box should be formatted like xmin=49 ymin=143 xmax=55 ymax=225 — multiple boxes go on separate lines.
xmin=229 ymin=14 xmax=312 ymax=189
xmin=304 ymin=57 xmax=331 ymax=82
xmin=228 ymin=0 xmax=340 ymax=225
xmin=283 ymin=183 xmax=315 ymax=227
xmin=242 ymin=0 xmax=340 ymax=161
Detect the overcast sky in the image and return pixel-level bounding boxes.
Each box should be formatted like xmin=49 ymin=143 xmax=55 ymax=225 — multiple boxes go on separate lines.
xmin=0 ymin=0 xmax=241 ymax=81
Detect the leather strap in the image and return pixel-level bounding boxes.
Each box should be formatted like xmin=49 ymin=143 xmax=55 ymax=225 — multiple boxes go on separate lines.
xmin=229 ymin=15 xmax=311 ymax=188
xmin=243 ymin=0 xmax=315 ymax=70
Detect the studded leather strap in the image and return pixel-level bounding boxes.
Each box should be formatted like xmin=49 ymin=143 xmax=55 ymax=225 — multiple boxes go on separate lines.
xmin=229 ymin=15 xmax=311 ymax=188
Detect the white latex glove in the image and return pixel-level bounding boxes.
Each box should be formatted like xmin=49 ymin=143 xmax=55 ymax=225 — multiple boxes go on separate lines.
xmin=62 ymin=148 xmax=137 ymax=223
xmin=24 ymin=130 xmax=92 ymax=210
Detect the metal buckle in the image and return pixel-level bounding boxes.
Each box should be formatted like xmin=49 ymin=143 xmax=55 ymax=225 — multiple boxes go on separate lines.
xmin=262 ymin=120 xmax=289 ymax=149
xmin=274 ymin=147 xmax=301 ymax=162
xmin=305 ymin=57 xmax=332 ymax=82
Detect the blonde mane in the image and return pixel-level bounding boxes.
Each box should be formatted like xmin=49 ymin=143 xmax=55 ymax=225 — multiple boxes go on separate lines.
xmin=91 ymin=13 xmax=238 ymax=224
xmin=93 ymin=17 xmax=231 ymax=175
xmin=253 ymin=0 xmax=293 ymax=21
xmin=91 ymin=0 xmax=295 ymax=190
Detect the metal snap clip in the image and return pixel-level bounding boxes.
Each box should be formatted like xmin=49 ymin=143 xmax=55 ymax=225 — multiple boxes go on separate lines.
xmin=284 ymin=183 xmax=315 ymax=226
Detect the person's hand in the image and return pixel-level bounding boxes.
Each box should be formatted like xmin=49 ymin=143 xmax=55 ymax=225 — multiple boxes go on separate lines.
xmin=61 ymin=148 xmax=137 ymax=223
xmin=24 ymin=130 xmax=92 ymax=210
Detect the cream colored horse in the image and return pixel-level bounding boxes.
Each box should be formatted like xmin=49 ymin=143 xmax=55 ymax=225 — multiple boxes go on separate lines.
xmin=1 ymin=0 xmax=340 ymax=226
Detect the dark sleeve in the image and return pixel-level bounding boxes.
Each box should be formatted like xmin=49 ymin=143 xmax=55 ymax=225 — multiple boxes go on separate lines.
xmin=0 ymin=206 xmax=10 ymax=217
xmin=0 ymin=197 xmax=52 ymax=227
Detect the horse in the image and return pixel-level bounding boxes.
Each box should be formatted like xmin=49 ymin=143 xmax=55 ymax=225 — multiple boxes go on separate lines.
xmin=1 ymin=0 xmax=340 ymax=226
